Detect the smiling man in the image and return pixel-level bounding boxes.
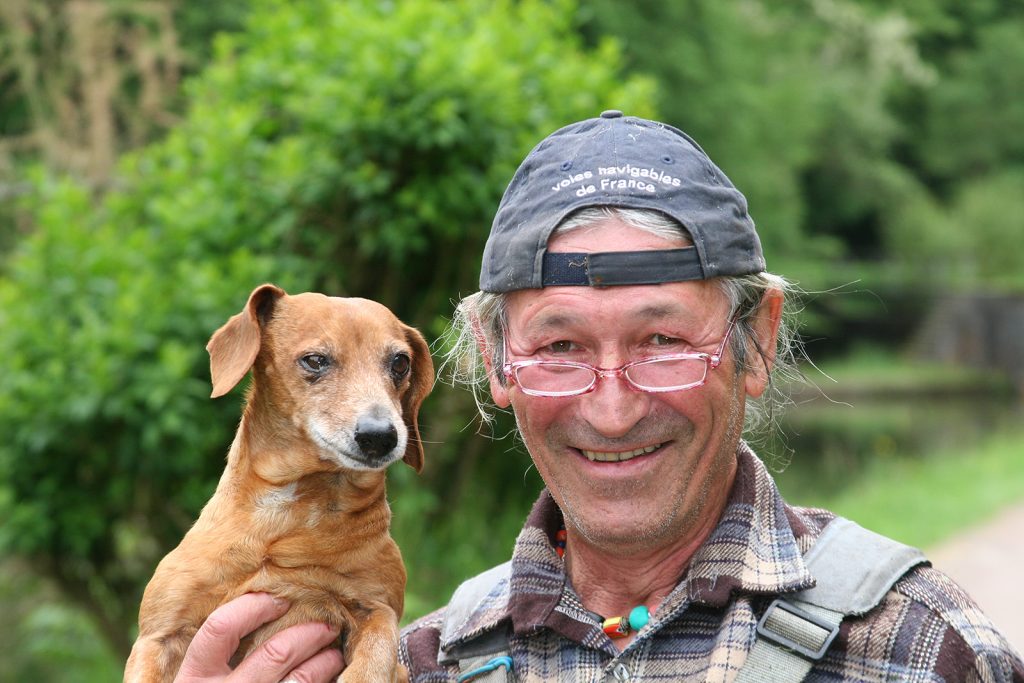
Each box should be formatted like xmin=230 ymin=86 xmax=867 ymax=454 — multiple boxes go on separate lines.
xmin=398 ymin=112 xmax=1024 ymax=682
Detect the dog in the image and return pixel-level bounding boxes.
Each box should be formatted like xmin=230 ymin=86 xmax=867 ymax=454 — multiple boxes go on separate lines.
xmin=124 ymin=284 xmax=433 ymax=682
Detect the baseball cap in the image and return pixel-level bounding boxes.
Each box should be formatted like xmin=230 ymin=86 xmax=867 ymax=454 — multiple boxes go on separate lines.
xmin=480 ymin=111 xmax=766 ymax=292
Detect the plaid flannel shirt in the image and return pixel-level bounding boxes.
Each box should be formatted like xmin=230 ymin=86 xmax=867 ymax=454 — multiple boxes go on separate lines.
xmin=400 ymin=443 xmax=1024 ymax=682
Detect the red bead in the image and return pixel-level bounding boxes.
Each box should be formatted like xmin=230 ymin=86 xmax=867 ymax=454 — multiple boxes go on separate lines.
xmin=602 ymin=616 xmax=631 ymax=638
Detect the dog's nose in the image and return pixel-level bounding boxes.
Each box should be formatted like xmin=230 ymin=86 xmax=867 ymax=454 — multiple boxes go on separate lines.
xmin=354 ymin=415 xmax=398 ymax=460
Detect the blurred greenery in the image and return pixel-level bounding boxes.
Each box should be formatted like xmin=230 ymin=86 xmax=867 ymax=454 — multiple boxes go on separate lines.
xmin=580 ymin=0 xmax=1024 ymax=293
xmin=0 ymin=0 xmax=655 ymax=667
xmin=0 ymin=557 xmax=122 ymax=682
xmin=0 ymin=0 xmax=1022 ymax=679
xmin=779 ymin=423 xmax=1024 ymax=550
xmin=770 ymin=346 xmax=1019 ymax=499
xmin=0 ymin=0 xmax=253 ymax=252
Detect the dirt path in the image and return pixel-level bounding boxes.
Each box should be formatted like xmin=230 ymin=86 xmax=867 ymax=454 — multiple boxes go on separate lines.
xmin=927 ymin=502 xmax=1024 ymax=652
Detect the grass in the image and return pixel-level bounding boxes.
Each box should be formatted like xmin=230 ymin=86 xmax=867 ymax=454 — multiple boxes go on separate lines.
xmin=783 ymin=428 xmax=1024 ymax=549
xmin=774 ymin=350 xmax=1024 ymax=548
xmin=772 ymin=347 xmax=1024 ymax=548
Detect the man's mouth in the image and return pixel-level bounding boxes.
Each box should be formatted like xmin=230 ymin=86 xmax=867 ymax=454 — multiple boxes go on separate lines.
xmin=580 ymin=443 xmax=662 ymax=463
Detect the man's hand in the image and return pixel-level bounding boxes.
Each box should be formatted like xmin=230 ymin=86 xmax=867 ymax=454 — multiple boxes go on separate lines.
xmin=175 ymin=593 xmax=344 ymax=682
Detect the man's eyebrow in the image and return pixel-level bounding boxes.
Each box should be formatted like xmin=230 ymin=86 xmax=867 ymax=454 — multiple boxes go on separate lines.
xmin=628 ymin=303 xmax=687 ymax=320
xmin=523 ymin=303 xmax=701 ymax=333
xmin=627 ymin=303 xmax=702 ymax=328
xmin=521 ymin=311 xmax=585 ymax=333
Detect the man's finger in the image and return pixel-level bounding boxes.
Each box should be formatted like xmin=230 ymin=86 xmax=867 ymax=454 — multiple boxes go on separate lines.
xmin=231 ymin=621 xmax=341 ymax=682
xmin=277 ymin=646 xmax=345 ymax=683
xmin=178 ymin=593 xmax=289 ymax=677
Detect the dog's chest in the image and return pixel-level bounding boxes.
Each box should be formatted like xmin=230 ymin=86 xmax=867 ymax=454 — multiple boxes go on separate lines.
xmin=250 ymin=479 xmax=350 ymax=528
xmin=191 ymin=476 xmax=393 ymax=584
xmin=253 ymin=482 xmax=304 ymax=524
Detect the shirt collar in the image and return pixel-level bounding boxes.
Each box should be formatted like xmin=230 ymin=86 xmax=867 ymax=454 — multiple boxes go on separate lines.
xmin=665 ymin=442 xmax=815 ymax=612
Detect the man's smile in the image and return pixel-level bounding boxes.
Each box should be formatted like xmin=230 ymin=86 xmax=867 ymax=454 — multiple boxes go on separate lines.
xmin=579 ymin=443 xmax=664 ymax=463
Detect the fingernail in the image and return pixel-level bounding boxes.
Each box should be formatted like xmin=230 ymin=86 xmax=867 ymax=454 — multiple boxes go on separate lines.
xmin=271 ymin=595 xmax=289 ymax=610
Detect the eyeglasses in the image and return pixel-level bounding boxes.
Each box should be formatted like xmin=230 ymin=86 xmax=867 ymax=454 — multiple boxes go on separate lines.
xmin=502 ymin=313 xmax=738 ymax=398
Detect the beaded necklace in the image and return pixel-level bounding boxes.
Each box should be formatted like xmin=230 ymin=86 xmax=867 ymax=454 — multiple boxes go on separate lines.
xmin=556 ymin=526 xmax=651 ymax=639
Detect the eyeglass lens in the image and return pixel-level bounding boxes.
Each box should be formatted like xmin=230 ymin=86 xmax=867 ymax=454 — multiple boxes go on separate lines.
xmin=514 ymin=357 xmax=709 ymax=394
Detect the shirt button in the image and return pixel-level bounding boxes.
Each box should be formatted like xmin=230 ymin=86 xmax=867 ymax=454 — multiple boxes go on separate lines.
xmin=613 ymin=663 xmax=631 ymax=681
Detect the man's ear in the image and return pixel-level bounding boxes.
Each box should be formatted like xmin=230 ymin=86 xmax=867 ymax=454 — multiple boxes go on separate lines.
xmin=743 ymin=288 xmax=783 ymax=399
xmin=400 ymin=325 xmax=434 ymax=473
xmin=206 ymin=284 xmax=286 ymax=398
xmin=472 ymin=316 xmax=511 ymax=408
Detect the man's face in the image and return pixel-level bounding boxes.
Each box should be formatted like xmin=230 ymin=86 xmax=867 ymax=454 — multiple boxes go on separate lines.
xmin=489 ymin=219 xmax=772 ymax=554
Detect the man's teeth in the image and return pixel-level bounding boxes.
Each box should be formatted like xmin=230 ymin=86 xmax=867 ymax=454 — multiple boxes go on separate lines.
xmin=581 ymin=444 xmax=661 ymax=462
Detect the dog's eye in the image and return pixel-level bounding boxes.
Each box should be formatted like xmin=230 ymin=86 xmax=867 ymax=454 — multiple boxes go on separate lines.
xmin=299 ymin=354 xmax=330 ymax=373
xmin=389 ymin=353 xmax=411 ymax=382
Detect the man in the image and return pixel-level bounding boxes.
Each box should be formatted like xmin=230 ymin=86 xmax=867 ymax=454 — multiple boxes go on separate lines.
xmin=175 ymin=112 xmax=1023 ymax=682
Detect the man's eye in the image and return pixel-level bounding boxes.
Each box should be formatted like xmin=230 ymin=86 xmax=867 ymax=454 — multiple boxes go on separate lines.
xmin=651 ymin=334 xmax=681 ymax=346
xmin=299 ymin=354 xmax=330 ymax=373
xmin=544 ymin=340 xmax=577 ymax=354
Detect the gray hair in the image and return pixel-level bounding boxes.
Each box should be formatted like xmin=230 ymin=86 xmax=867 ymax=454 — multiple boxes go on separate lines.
xmin=439 ymin=207 xmax=804 ymax=436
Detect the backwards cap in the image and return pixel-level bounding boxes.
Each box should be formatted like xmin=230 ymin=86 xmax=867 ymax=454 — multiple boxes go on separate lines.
xmin=480 ymin=111 xmax=765 ymax=292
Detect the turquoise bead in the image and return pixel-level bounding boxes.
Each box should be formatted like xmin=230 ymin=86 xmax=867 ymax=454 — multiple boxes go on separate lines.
xmin=628 ymin=605 xmax=650 ymax=631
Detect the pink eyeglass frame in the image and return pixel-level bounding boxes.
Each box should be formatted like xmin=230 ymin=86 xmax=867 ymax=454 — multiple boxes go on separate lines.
xmin=501 ymin=312 xmax=739 ymax=398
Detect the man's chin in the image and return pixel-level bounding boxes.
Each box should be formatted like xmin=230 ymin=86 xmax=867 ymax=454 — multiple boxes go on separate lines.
xmin=565 ymin=506 xmax=681 ymax=554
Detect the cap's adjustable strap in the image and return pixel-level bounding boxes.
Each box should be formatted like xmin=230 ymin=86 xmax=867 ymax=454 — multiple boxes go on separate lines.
xmin=542 ymin=248 xmax=704 ymax=287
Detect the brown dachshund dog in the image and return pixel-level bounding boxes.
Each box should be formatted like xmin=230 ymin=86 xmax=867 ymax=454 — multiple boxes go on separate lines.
xmin=125 ymin=284 xmax=433 ymax=682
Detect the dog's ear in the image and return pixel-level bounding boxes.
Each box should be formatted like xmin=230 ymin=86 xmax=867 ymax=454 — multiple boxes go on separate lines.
xmin=400 ymin=324 xmax=434 ymax=473
xmin=206 ymin=284 xmax=286 ymax=398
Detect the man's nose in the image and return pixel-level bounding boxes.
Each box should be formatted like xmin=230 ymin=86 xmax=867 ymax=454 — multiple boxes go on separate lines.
xmin=577 ymin=368 xmax=649 ymax=438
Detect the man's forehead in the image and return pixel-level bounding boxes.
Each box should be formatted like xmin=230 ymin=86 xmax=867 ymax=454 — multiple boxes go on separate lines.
xmin=508 ymin=285 xmax=720 ymax=333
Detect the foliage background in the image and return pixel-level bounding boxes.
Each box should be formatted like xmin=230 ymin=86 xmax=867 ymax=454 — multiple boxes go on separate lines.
xmin=0 ymin=0 xmax=1021 ymax=678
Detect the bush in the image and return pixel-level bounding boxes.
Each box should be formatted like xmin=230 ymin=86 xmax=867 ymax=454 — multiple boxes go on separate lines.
xmin=0 ymin=0 xmax=655 ymax=659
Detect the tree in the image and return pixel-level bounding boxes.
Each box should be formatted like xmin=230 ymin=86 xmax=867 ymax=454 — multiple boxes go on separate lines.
xmin=878 ymin=9 xmax=1024 ymax=290
xmin=0 ymin=0 xmax=655 ymax=659
xmin=0 ymin=0 xmax=250 ymax=258
xmin=581 ymin=0 xmax=936 ymax=272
